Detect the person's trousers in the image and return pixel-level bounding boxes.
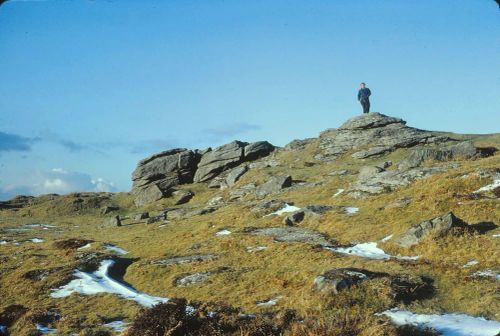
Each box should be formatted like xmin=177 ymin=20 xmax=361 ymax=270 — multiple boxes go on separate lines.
xmin=360 ymin=98 xmax=370 ymax=114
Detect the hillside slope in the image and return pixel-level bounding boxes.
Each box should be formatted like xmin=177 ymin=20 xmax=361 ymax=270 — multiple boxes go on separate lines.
xmin=0 ymin=113 xmax=499 ymax=335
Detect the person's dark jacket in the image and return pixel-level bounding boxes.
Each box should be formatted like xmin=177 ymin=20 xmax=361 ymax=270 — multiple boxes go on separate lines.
xmin=357 ymin=88 xmax=371 ymax=101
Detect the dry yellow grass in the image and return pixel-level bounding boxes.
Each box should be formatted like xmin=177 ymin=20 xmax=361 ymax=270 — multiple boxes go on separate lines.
xmin=0 ymin=135 xmax=498 ymax=335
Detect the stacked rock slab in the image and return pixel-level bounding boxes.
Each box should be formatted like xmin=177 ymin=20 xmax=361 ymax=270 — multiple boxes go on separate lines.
xmin=318 ymin=112 xmax=450 ymax=159
xmin=194 ymin=140 xmax=274 ymax=183
xmin=131 ymin=149 xmax=200 ymax=206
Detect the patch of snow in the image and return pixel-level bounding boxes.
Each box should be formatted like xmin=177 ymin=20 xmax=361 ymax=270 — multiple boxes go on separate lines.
xmin=0 ymin=240 xmax=8 ymax=245
xmin=474 ymin=177 xmax=500 ymax=194
xmin=50 ymin=259 xmax=169 ymax=307
xmin=492 ymin=234 xmax=500 ymax=238
xmin=36 ymin=324 xmax=57 ymax=334
xmin=344 ymin=207 xmax=359 ymax=214
xmin=5 ymin=228 xmax=33 ymax=232
xmin=256 ymin=297 xmax=281 ymax=306
xmin=327 ymin=242 xmax=419 ymax=261
xmin=463 ymin=260 xmax=479 ymax=268
xmin=216 ymin=229 xmax=232 ymax=236
xmin=267 ymin=204 xmax=302 ymax=216
xmin=104 ymin=244 xmax=128 ymax=255
xmin=24 ymin=223 xmax=56 ymax=229
xmin=30 ymin=238 xmax=45 ymax=243
xmin=472 ymin=270 xmax=500 ymax=281
xmin=0 ymin=325 xmax=7 ymax=334
xmin=77 ymin=243 xmax=92 ymax=250
xmin=103 ymin=320 xmax=129 ymax=332
xmin=247 ymin=246 xmax=267 ymax=253
xmin=332 ymin=189 xmax=345 ymax=197
xmin=380 ymin=234 xmax=393 ymax=242
xmin=380 ymin=309 xmax=500 ymax=336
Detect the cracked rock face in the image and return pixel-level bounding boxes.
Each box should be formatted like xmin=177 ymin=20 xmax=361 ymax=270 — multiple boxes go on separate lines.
xmin=131 ymin=149 xmax=200 ymax=206
xmin=318 ymin=112 xmax=450 ymax=160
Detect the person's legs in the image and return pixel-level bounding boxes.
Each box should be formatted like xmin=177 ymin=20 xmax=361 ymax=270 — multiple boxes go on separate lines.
xmin=360 ymin=99 xmax=370 ymax=114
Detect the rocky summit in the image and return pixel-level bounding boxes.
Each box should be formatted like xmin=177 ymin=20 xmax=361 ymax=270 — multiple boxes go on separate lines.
xmin=1 ymin=112 xmax=499 ymax=335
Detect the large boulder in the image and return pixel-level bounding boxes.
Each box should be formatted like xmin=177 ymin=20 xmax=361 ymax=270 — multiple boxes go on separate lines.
xmin=319 ymin=112 xmax=450 ymax=160
xmin=245 ymin=227 xmax=335 ymax=246
xmin=131 ymin=149 xmax=200 ymax=206
xmin=396 ymin=212 xmax=470 ymax=247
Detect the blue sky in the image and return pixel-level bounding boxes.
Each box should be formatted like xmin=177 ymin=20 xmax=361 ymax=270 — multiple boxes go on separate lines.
xmin=0 ymin=0 xmax=499 ymax=200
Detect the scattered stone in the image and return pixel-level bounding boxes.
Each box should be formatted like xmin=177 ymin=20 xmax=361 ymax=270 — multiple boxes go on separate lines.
xmin=328 ymin=169 xmax=352 ymax=176
xmin=283 ymin=211 xmax=305 ymax=226
xmin=134 ymin=212 xmax=149 ymax=221
xmin=255 ymin=175 xmax=292 ymax=198
xmin=251 ymin=200 xmax=290 ymax=216
xmin=313 ymin=268 xmax=388 ymax=294
xmin=246 ymin=227 xmax=335 ymax=246
xmin=107 ymin=215 xmax=121 ymax=227
xmin=146 ymin=212 xmax=166 ymax=224
xmin=174 ymin=272 xmax=212 ymax=287
xmin=303 ymin=205 xmax=334 ymax=215
xmin=229 ymin=183 xmax=256 ymax=200
xmin=101 ymin=206 xmax=120 ymax=215
xmin=207 ymin=196 xmax=224 ymax=207
xmin=172 ymin=189 xmax=194 ymax=205
xmin=396 ymin=212 xmax=471 ymax=247
xmin=53 ymin=238 xmax=94 ymax=250
xmin=23 ymin=267 xmax=65 ymax=281
xmin=383 ymin=197 xmax=412 ymax=209
xmin=166 ymin=206 xmax=217 ymax=220
xmin=150 ymin=254 xmax=218 ymax=266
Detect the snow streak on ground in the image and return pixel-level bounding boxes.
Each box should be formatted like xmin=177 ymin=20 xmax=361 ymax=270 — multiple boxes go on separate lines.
xmin=216 ymin=229 xmax=232 ymax=236
xmin=474 ymin=176 xmax=500 ymax=194
xmin=344 ymin=207 xmax=359 ymax=214
xmin=472 ymin=270 xmax=500 ymax=281
xmin=51 ymin=259 xmax=169 ymax=307
xmin=104 ymin=244 xmax=128 ymax=255
xmin=332 ymin=189 xmax=344 ymax=197
xmin=267 ymin=204 xmax=301 ymax=216
xmin=381 ymin=309 xmax=500 ymax=336
xmin=327 ymin=242 xmax=419 ymax=261
xmin=36 ymin=324 xmax=57 ymax=334
xmin=103 ymin=320 xmax=129 ymax=332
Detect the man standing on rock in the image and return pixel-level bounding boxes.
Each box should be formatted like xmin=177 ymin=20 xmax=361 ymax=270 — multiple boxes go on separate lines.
xmin=357 ymin=82 xmax=371 ymax=114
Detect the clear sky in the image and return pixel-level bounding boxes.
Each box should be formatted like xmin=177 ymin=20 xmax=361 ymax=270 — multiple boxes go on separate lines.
xmin=0 ymin=0 xmax=499 ymax=200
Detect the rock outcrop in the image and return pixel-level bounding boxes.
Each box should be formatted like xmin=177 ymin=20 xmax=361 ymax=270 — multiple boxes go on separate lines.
xmin=396 ymin=212 xmax=470 ymax=247
xmin=318 ymin=112 xmax=450 ymax=160
xmin=132 ymin=140 xmax=274 ymax=205
xmin=131 ymin=149 xmax=200 ymax=206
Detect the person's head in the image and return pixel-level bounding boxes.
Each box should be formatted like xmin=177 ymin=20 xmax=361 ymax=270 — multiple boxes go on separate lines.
xmin=360 ymin=82 xmax=366 ymax=89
